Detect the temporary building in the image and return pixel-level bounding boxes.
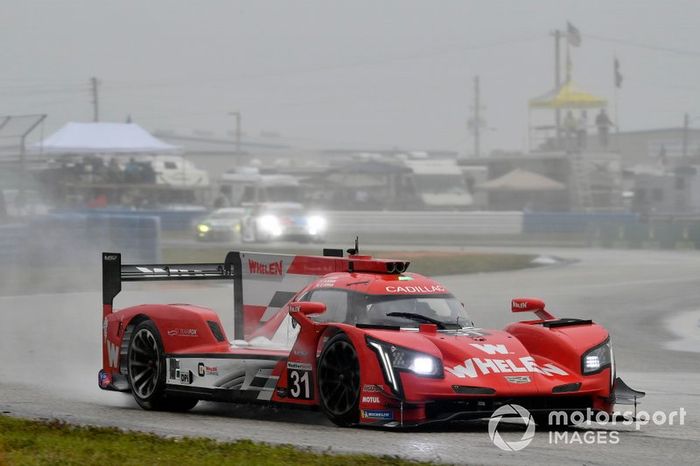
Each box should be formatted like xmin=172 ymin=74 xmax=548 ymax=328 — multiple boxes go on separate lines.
xmin=477 ymin=168 xmax=566 ymax=192
xmin=35 ymin=122 xmax=179 ymax=154
xmin=529 ymin=81 xmax=607 ymax=109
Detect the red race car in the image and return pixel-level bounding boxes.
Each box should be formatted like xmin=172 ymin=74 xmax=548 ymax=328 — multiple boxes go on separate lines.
xmin=99 ymin=244 xmax=643 ymax=427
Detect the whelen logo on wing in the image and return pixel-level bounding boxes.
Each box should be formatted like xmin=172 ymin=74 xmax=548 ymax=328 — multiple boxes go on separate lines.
xmin=248 ymin=259 xmax=284 ymax=276
xmin=446 ymin=356 xmax=567 ymax=379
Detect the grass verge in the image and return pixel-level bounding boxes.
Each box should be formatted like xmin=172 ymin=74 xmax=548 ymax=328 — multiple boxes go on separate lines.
xmin=0 ymin=415 xmax=431 ymax=466
xmin=162 ymin=247 xmax=540 ymax=277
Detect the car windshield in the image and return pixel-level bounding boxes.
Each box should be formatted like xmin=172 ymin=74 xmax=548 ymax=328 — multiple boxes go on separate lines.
xmin=262 ymin=207 xmax=303 ymax=216
xmin=357 ymin=294 xmax=470 ymax=329
xmin=305 ymin=289 xmax=472 ymax=329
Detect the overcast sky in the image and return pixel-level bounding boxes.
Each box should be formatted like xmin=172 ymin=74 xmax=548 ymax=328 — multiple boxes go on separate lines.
xmin=2 ymin=0 xmax=699 ymax=154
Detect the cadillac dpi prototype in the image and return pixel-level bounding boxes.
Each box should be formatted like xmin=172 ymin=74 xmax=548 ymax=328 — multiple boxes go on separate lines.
xmin=99 ymin=245 xmax=643 ymax=427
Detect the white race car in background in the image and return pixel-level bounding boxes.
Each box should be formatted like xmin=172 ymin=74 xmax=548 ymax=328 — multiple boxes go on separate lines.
xmin=195 ymin=207 xmax=245 ymax=242
xmin=241 ymin=202 xmax=327 ymax=243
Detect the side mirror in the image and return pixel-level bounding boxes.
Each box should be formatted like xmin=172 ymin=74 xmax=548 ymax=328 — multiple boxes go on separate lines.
xmin=289 ymin=301 xmax=326 ymax=316
xmin=511 ymin=297 xmax=554 ymax=321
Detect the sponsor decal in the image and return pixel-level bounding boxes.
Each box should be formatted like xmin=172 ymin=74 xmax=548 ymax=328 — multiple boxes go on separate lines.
xmin=197 ymin=363 xmax=219 ymax=377
xmin=363 ymin=384 xmax=384 ymax=392
xmin=103 ymin=254 xmax=118 ymax=261
xmin=287 ymin=361 xmax=313 ymax=371
xmin=167 ymin=328 xmax=198 ymax=337
xmin=135 ymin=266 xmax=208 ymax=276
xmin=512 ymin=300 xmax=528 ymax=310
xmin=98 ymin=370 xmax=111 ymax=389
xmin=361 ymin=396 xmax=381 ymax=404
xmin=107 ymin=340 xmax=120 ymax=369
xmin=361 ymin=409 xmax=393 ymax=420
xmin=248 ymin=259 xmax=284 ymax=276
xmin=471 ymin=343 xmax=510 ymax=355
xmin=315 ymin=277 xmax=337 ymax=288
xmin=446 ymin=356 xmax=567 ymax=379
xmin=103 ymin=318 xmax=108 ymax=342
xmin=385 ymin=285 xmax=445 ymax=293
xmin=180 ymin=370 xmax=194 ymax=384
xmin=505 ymin=375 xmax=532 ymax=384
xmin=398 ymin=276 xmax=414 ymax=281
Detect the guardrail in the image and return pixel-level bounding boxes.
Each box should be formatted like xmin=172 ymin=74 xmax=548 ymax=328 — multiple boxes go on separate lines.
xmin=0 ymin=213 xmax=161 ymax=265
xmin=55 ymin=207 xmax=207 ymax=231
xmin=522 ymin=212 xmax=639 ymax=234
xmin=325 ymin=211 xmax=524 ymax=236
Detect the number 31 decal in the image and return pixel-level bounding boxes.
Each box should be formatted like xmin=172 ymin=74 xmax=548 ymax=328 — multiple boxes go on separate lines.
xmin=288 ymin=369 xmax=312 ymax=399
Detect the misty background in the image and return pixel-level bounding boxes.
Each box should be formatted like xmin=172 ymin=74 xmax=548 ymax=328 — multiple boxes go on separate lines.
xmin=3 ymin=0 xmax=699 ymax=154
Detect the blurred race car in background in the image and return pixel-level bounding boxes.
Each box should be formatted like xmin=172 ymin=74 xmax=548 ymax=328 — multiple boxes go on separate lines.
xmin=195 ymin=207 xmax=245 ymax=242
xmin=241 ymin=202 xmax=326 ymax=243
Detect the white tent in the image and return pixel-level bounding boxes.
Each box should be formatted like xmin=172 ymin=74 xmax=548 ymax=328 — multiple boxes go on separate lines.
xmin=35 ymin=122 xmax=179 ymax=154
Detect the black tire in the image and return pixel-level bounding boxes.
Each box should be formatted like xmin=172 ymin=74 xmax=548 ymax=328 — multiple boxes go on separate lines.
xmin=317 ymin=333 xmax=361 ymax=427
xmin=127 ymin=320 xmax=198 ymax=412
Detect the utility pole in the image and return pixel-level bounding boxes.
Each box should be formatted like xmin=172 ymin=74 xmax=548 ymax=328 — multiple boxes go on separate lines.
xmin=17 ymin=114 xmax=47 ymax=209
xmin=682 ymin=112 xmax=689 ymax=158
xmin=90 ymin=77 xmax=100 ymax=122
xmin=553 ymin=30 xmax=562 ymax=145
xmin=229 ymin=111 xmax=241 ymax=154
xmin=473 ymin=76 xmax=481 ymax=158
xmin=467 ymin=76 xmax=485 ymax=158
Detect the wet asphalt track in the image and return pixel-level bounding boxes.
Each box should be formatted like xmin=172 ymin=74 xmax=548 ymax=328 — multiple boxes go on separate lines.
xmin=1 ymin=247 xmax=699 ymax=464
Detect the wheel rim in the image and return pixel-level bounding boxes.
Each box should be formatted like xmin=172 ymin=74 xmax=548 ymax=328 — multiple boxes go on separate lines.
xmin=318 ymin=340 xmax=360 ymax=416
xmin=128 ymin=328 xmax=160 ymax=399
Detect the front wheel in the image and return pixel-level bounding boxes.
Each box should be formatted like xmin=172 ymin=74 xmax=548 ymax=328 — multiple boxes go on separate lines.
xmin=317 ymin=333 xmax=361 ymax=427
xmin=127 ymin=320 xmax=198 ymax=412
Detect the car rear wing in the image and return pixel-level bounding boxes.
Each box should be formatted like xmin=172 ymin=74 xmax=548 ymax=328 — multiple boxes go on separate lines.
xmin=102 ymin=252 xmax=234 ymax=305
xmin=103 ymin=247 xmax=410 ymax=340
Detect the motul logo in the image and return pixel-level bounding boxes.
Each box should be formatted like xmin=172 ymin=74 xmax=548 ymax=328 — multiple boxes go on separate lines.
xmin=248 ymin=259 xmax=284 ymax=276
xmin=446 ymin=356 xmax=567 ymax=379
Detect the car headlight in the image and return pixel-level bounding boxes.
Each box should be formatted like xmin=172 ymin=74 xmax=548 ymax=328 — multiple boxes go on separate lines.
xmin=258 ymin=215 xmax=282 ymax=236
xmin=197 ymin=224 xmax=210 ymax=233
xmin=367 ymin=337 xmax=443 ymax=393
xmin=306 ymin=215 xmax=326 ymax=234
xmin=582 ymin=338 xmax=612 ymax=374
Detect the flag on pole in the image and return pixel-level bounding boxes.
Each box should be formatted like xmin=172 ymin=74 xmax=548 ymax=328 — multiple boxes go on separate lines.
xmin=614 ymin=57 xmax=623 ymax=88
xmin=567 ymin=22 xmax=581 ymax=47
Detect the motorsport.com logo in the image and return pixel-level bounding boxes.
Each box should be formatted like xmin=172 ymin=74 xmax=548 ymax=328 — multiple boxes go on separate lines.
xmin=488 ymin=404 xmax=687 ymax=451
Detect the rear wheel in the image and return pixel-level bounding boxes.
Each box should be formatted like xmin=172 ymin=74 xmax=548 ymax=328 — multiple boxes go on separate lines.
xmin=127 ymin=320 xmax=198 ymax=412
xmin=318 ymin=333 xmax=361 ymax=426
